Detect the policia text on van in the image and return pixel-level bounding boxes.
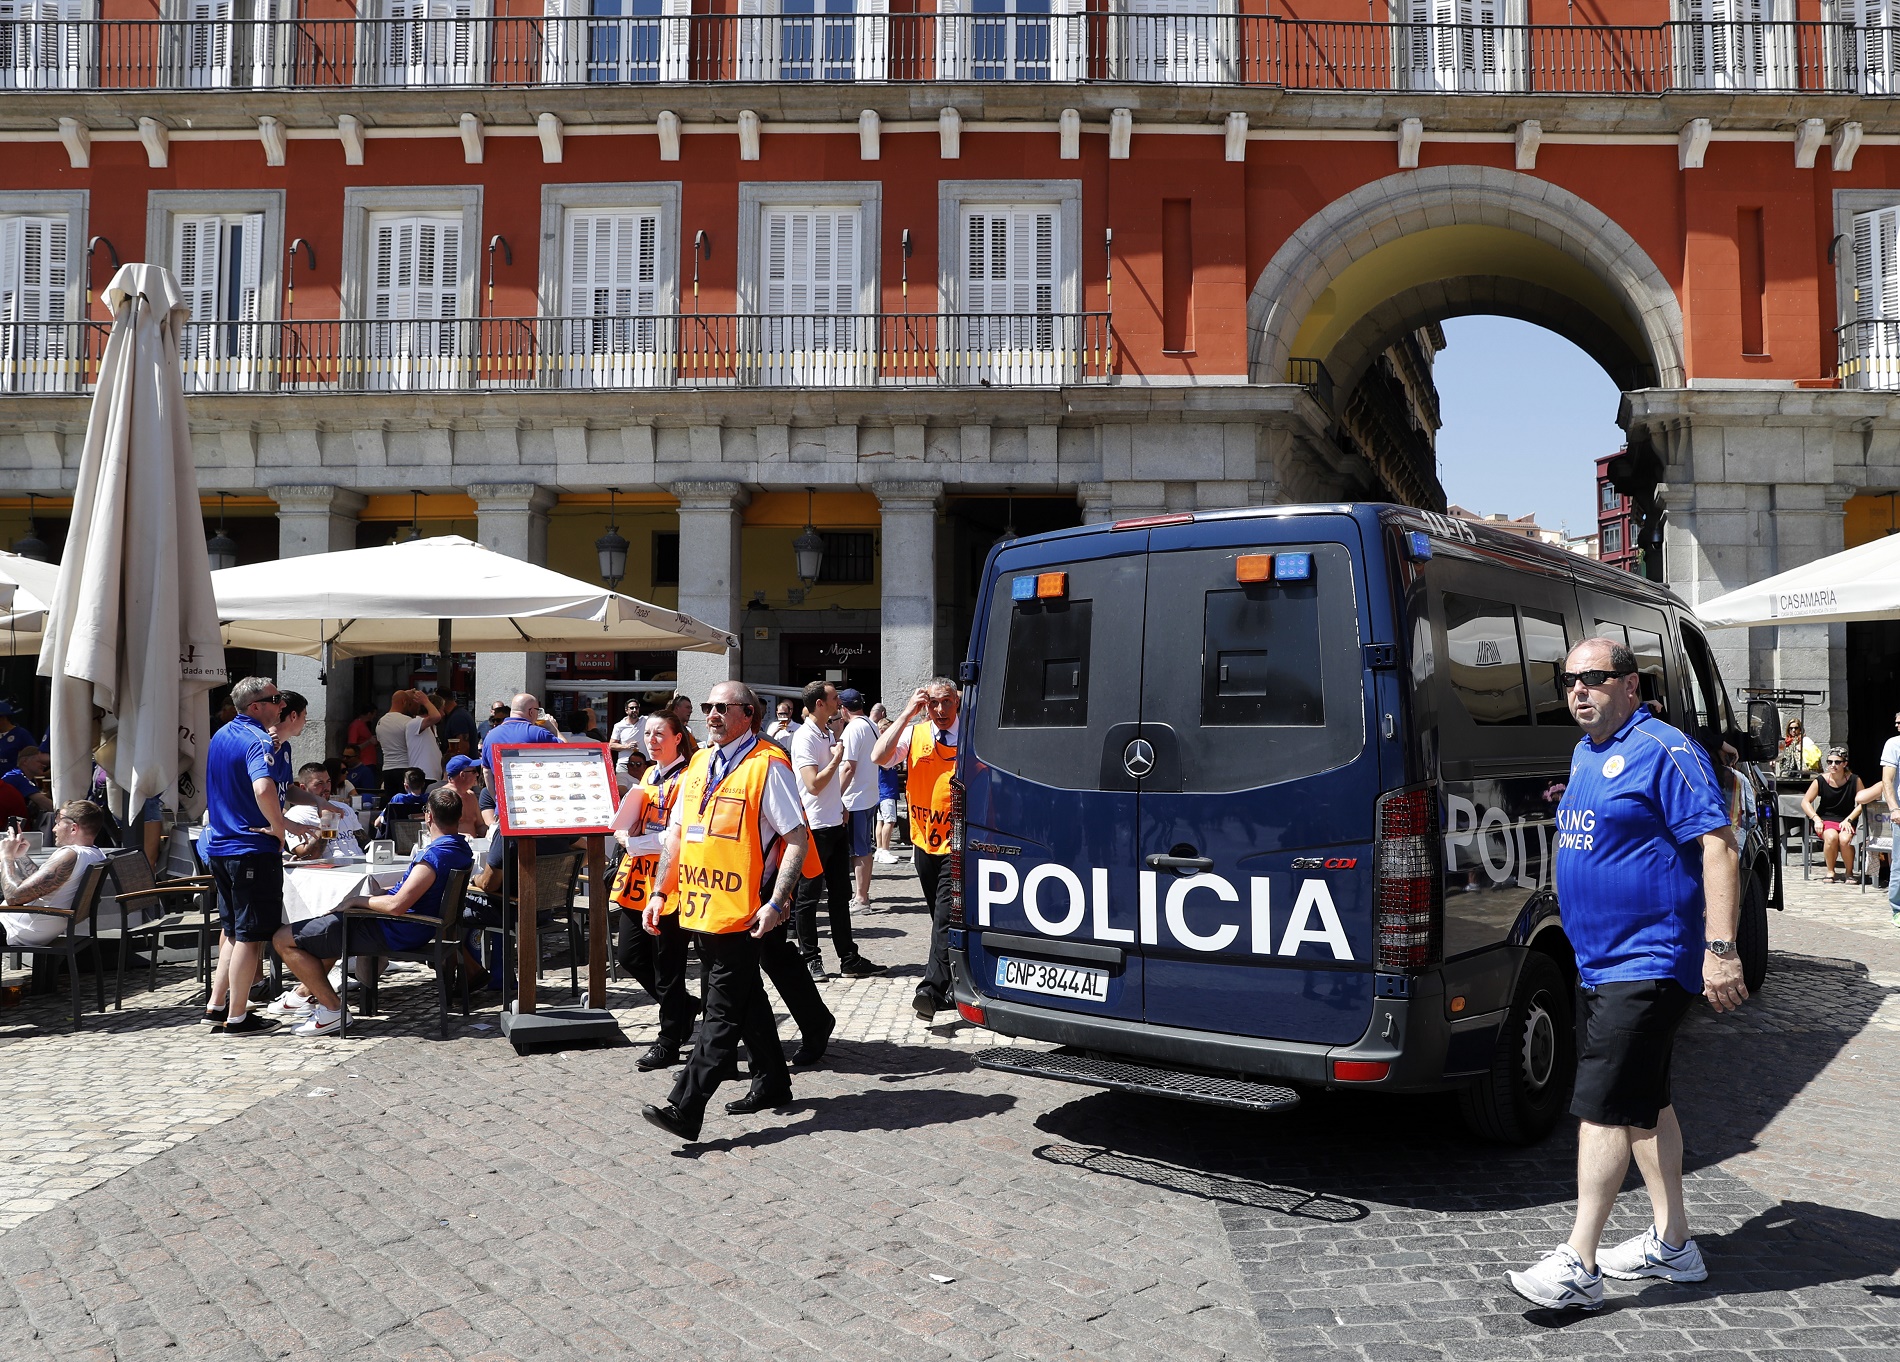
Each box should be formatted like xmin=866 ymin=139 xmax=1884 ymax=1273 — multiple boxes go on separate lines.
xmin=954 ymin=504 xmax=1776 ymax=1144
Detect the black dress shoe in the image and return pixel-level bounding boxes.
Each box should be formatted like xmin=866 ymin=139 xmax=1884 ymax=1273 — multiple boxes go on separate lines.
xmin=725 ymin=1081 xmax=794 ymax=1115
xmin=792 ymin=1021 xmax=834 ymax=1067
xmin=913 ymin=988 xmax=943 ymax=1021
xmin=636 ymin=1042 xmax=681 ymax=1071
xmin=641 ymin=1102 xmax=702 ymax=1142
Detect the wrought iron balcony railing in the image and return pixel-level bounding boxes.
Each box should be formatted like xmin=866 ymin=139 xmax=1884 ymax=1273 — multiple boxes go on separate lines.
xmin=0 ymin=15 xmax=1892 ymax=94
xmin=0 ymin=312 xmax=1115 ymax=395
xmin=1838 ymin=319 xmax=1900 ymax=390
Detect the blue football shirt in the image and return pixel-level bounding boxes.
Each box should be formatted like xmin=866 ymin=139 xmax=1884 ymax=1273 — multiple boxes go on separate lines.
xmin=202 ymin=714 xmax=281 ymax=859
xmin=381 ymin=833 xmax=474 ymax=951
xmin=1554 ymin=707 xmax=1732 ymax=991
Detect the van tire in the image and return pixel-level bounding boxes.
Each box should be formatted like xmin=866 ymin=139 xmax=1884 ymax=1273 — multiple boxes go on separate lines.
xmin=1739 ymin=871 xmax=1769 ymax=995
xmin=1457 ymin=952 xmax=1574 ymax=1146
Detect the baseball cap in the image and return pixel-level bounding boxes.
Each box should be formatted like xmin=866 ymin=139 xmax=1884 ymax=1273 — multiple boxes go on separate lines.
xmin=0 ymin=700 xmax=16 ymax=717
xmin=836 ymin=688 xmax=865 ymax=709
xmin=444 ymin=754 xmax=480 ymax=777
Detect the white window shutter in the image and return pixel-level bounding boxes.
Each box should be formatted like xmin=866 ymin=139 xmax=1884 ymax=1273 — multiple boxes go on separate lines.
xmin=661 ymin=0 xmax=691 ymax=80
xmin=566 ymin=211 xmax=661 ymax=317
xmin=0 ymin=217 xmax=22 ymax=323
xmin=236 ymin=213 xmax=264 ymax=321
xmin=736 ymin=0 xmax=771 ymax=80
xmin=542 ymin=0 xmax=580 ymax=83
xmin=936 ymin=0 xmax=963 ymax=78
xmin=856 ymin=0 xmax=889 ymax=80
xmin=964 ymin=208 xmax=1057 ymax=316
xmin=634 ymin=211 xmax=660 ymax=315
xmin=1852 ymin=205 xmax=1900 ymax=384
xmin=173 ymin=215 xmax=224 ymax=326
xmin=1050 ymin=0 xmax=1084 ymax=81
xmin=764 ymin=209 xmax=792 ymax=313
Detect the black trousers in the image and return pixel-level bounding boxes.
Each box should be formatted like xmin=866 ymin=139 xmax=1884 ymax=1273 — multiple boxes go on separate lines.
xmin=757 ymin=916 xmax=833 ymax=1044
xmin=669 ymin=930 xmax=786 ymax=1116
xmin=914 ymin=848 xmax=957 ymax=1003
xmin=793 ymin=823 xmax=856 ymax=965
xmin=615 ymin=908 xmax=696 ymax=1045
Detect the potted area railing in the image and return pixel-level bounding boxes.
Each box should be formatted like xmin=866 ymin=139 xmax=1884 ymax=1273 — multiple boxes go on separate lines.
xmin=0 ymin=313 xmax=1114 ymax=394
xmin=0 ymin=15 xmax=1889 ymax=93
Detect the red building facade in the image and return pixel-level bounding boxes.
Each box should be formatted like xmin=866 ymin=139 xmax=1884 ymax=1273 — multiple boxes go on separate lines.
xmin=3 ymin=2 xmax=1895 ymax=746
xmin=1596 ymin=451 xmax=1641 ymax=574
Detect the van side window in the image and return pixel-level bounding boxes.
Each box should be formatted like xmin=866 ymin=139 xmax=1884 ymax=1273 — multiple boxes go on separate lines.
xmin=1593 ymin=619 xmax=1669 ymax=716
xmin=1444 ymin=592 xmax=1531 ymax=726
xmin=1678 ymin=622 xmax=1733 ymax=739
xmin=1000 ymin=600 xmax=1092 ymax=728
xmin=1521 ymin=607 xmax=1570 ymax=725
xmin=1202 ymin=585 xmax=1324 ymax=726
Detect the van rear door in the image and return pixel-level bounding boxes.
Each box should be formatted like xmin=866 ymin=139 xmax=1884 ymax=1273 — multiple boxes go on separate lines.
xmin=1134 ymin=518 xmax=1380 ymax=1044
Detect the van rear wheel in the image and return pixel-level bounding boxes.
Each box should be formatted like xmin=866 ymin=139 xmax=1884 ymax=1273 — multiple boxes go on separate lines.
xmin=1458 ymin=952 xmax=1574 ymax=1146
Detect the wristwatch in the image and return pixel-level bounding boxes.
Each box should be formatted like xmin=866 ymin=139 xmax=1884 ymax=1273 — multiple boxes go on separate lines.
xmin=1705 ymin=939 xmax=1736 ymax=958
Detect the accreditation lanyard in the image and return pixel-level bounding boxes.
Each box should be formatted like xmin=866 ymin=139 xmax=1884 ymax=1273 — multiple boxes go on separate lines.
xmin=696 ymin=734 xmax=757 ymax=819
xmin=647 ymin=759 xmax=686 ymax=832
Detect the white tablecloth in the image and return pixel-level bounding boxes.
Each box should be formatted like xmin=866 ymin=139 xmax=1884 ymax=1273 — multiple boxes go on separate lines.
xmin=282 ymin=860 xmax=404 ymax=925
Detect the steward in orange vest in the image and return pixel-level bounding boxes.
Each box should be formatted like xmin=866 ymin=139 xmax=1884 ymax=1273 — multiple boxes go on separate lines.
xmin=871 ymin=679 xmax=965 ymax=1024
xmin=610 ymin=718 xmax=696 ymax=1072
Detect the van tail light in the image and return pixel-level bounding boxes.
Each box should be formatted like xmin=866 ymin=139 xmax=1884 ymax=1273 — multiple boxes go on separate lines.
xmin=947 ymin=775 xmax=966 ymax=928
xmin=957 ymin=1000 xmax=987 ymax=1025
xmin=1373 ymin=784 xmax=1442 ymax=973
xmin=1333 ymin=1060 xmax=1390 ymax=1083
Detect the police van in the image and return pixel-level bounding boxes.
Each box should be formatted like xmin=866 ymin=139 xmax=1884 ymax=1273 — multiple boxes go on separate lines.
xmin=952 ymin=503 xmax=1777 ymax=1143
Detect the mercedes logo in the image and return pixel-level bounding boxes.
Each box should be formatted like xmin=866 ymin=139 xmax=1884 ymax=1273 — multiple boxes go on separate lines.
xmin=1123 ymin=738 xmax=1155 ymax=779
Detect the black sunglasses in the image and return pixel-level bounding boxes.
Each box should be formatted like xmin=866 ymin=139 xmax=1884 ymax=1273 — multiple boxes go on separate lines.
xmin=701 ymin=702 xmax=754 ymax=716
xmin=1559 ymin=668 xmax=1635 ymax=689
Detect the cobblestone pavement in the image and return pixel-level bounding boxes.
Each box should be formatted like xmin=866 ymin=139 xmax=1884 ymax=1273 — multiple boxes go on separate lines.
xmin=0 ymin=858 xmax=1897 ymax=1359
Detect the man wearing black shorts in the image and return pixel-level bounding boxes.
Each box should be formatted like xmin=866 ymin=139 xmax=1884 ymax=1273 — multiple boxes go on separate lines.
xmin=1507 ymin=637 xmax=1748 ymax=1311
xmin=202 ymin=676 xmax=293 ymax=1035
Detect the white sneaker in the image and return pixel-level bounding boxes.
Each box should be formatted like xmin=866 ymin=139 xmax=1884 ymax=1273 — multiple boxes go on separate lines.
xmin=264 ymin=991 xmax=312 ymax=1018
xmin=293 ymin=1005 xmax=343 ymax=1037
xmin=1597 ymin=1226 xmax=1708 ymax=1282
xmin=873 ymin=850 xmax=898 ymax=865
xmin=1506 ymin=1245 xmax=1604 ymax=1311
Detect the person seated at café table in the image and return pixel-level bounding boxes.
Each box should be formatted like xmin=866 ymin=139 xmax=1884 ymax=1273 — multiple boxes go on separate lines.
xmin=284 ymin=763 xmax=368 ymax=853
xmin=2 ymin=745 xmax=53 ymax=820
xmin=270 ymin=787 xmax=478 ymax=1028
xmin=1802 ymin=746 xmax=1865 ymax=884
xmin=0 ymin=799 xmax=111 ymax=950
xmin=375 ymin=769 xmax=430 ymax=838
xmin=339 ymin=747 xmax=378 ymax=803
xmin=443 ymin=754 xmax=485 ymax=837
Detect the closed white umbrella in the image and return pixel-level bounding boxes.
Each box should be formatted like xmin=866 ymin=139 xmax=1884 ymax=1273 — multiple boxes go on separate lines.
xmin=1697 ymin=533 xmax=1900 ymax=628
xmin=210 ymin=534 xmax=736 ymax=658
xmin=38 ymin=264 xmax=226 ymax=811
xmin=0 ymin=551 xmax=62 ymax=656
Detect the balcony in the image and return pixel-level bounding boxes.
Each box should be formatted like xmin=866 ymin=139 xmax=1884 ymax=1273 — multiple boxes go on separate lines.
xmin=0 ymin=14 xmax=1895 ymax=94
xmin=0 ymin=312 xmax=1115 ymax=396
xmin=1838 ymin=319 xmax=1900 ymax=390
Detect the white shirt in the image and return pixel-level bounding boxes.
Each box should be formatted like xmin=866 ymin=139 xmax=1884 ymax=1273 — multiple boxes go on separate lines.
xmin=286 ymin=801 xmax=365 ymax=838
xmin=375 ymin=711 xmax=411 ymax=768
xmin=1 ymin=843 xmax=108 ymax=947
xmin=840 ymin=713 xmax=879 ymax=812
xmin=1881 ymin=734 xmax=1900 ymax=778
xmin=611 ymin=718 xmax=645 ymax=773
xmin=405 ymin=716 xmax=443 ymax=779
xmin=789 ymin=718 xmax=846 ymax=829
xmin=668 ymin=732 xmax=805 ymax=841
xmin=613 ymin=757 xmax=686 ymax=855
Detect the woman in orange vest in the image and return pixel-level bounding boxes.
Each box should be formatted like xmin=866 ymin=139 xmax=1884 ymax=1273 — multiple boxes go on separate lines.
xmin=640 ymin=681 xmax=814 ymax=1143
xmin=872 ymin=676 xmax=962 ymax=1022
xmin=610 ymin=710 xmax=697 ymax=1073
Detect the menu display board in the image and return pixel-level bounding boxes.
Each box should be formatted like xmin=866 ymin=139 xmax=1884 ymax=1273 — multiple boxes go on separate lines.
xmin=490 ymin=743 xmax=620 ymax=837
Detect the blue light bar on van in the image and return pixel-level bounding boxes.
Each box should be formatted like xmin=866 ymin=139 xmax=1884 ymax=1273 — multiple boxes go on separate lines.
xmin=1273 ymin=552 xmax=1313 ymax=582
xmin=1405 ymin=531 xmax=1433 ymax=562
xmin=1011 ymin=575 xmax=1038 ymax=601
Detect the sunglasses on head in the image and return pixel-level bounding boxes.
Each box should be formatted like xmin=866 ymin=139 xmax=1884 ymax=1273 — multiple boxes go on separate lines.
xmin=1558 ymin=668 xmax=1634 ymax=689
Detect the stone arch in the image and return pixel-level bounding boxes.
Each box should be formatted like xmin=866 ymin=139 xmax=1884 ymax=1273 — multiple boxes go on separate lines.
xmin=1248 ymin=167 xmax=1685 ymax=393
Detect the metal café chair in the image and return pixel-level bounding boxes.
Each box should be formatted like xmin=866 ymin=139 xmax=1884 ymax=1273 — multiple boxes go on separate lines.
xmin=336 ymin=866 xmax=472 ymax=1038
xmin=5 ymin=859 xmax=110 ymax=1030
xmin=1861 ymin=804 xmax=1893 ymax=895
xmin=1776 ymin=792 xmax=1817 ymax=881
xmin=106 ymin=847 xmax=218 ymax=1008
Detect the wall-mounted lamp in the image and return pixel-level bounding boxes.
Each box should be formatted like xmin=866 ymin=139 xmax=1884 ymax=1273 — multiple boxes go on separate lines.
xmin=286 ymin=238 xmax=315 ymax=319
xmin=900 ymin=228 xmax=913 ymax=311
xmin=86 ymin=236 xmax=118 ymax=309
xmin=793 ymin=487 xmax=825 ymax=587
xmin=399 ymin=491 xmax=423 ymax=544
xmin=206 ymin=491 xmax=238 ymax=572
xmin=596 ymin=487 xmax=629 ymax=589
xmin=12 ymin=492 xmax=50 ymax=562
xmin=486 ymin=235 xmax=512 ymax=316
xmin=693 ymin=230 xmax=712 ymax=312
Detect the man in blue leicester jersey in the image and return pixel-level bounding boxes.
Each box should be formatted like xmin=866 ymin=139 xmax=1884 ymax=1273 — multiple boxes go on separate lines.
xmin=1507 ymin=636 xmax=1746 ymax=1313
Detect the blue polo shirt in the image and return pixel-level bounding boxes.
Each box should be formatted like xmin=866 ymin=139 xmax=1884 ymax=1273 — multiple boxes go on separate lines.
xmin=379 ymin=833 xmax=474 ymax=951
xmin=1554 ymin=708 xmax=1732 ymax=991
xmin=1 ymin=768 xmax=35 ymax=801
xmin=202 ymin=714 xmax=281 ymax=859
xmin=480 ymin=716 xmax=560 ymax=784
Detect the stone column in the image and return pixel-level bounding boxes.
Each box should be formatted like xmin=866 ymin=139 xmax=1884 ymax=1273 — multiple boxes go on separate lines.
xmin=470 ymin=483 xmax=556 ymax=709
xmin=1077 ymin=483 xmax=1116 ymax=525
xmin=876 ymin=480 xmax=944 ymax=705
xmin=271 ymin=485 xmax=366 ymax=766
xmin=670 ymin=480 xmax=747 ymax=723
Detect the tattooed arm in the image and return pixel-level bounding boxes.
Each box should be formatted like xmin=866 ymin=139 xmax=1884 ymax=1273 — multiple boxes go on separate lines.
xmin=751 ymin=826 xmax=807 ymax=938
xmin=2 ymin=846 xmax=78 ymax=912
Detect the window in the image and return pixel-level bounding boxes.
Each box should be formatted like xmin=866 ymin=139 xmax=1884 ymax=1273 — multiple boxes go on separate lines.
xmin=755 ymin=200 xmax=872 ymax=381
xmin=652 ymin=531 xmax=679 ymax=586
xmin=0 ymin=0 xmax=91 ymax=90
xmin=1591 ymin=618 xmax=1670 ymax=716
xmin=1844 ymin=0 xmax=1900 ymax=94
xmin=562 ymin=209 xmax=662 ymax=386
xmin=169 ymin=0 xmax=292 ymax=89
xmin=1850 ymin=204 xmax=1900 ymax=387
xmin=1000 ymin=598 xmax=1092 ymax=728
xmin=936 ymin=0 xmax=1082 ymax=81
xmin=1600 ymin=482 xmax=1619 ymax=512
xmin=1121 ymin=0 xmax=1234 ymax=82
xmin=816 ymin=530 xmax=874 ymax=584
xmin=1601 ymin=522 xmax=1623 ymax=554
xmin=1520 ymin=607 xmax=1570 ymax=725
xmin=0 ymin=201 xmax=80 ymax=394
xmin=367 ymin=214 xmax=463 ymax=389
xmin=366 ymin=0 xmax=487 ymax=86
xmin=175 ymin=214 xmax=266 ymax=391
xmin=1675 ymin=0 xmax=1792 ymax=91
xmin=1200 ymin=583 xmax=1324 ymax=727
xmin=542 ymin=0 xmax=688 ymax=82
xmin=1444 ymin=592 xmax=1530 ymax=726
xmin=735 ymin=0 xmax=888 ymax=81
xmin=1401 ymin=0 xmax=1526 ymax=92
xmin=939 ymin=181 xmax=1080 ymax=384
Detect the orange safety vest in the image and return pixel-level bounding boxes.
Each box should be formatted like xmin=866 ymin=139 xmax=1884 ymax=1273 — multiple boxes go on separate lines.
xmin=666 ymin=738 xmax=819 ymax=935
xmin=610 ymin=759 xmax=685 ymax=916
xmin=906 ymin=721 xmax=957 ymax=855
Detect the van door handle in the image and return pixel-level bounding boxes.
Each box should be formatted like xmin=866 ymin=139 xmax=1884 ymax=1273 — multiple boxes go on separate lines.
xmin=1145 ymin=853 xmax=1214 ymax=871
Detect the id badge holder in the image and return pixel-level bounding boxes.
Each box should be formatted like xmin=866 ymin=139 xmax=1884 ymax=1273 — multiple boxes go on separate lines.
xmin=684 ymin=824 xmax=707 ymax=844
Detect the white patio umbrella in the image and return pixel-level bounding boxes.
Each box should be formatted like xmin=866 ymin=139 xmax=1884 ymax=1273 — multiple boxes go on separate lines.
xmin=209 ymin=535 xmax=736 ymax=660
xmin=0 ymin=551 xmax=62 ymax=656
xmin=1696 ymin=533 xmax=1900 ymax=628
xmin=37 ymin=264 xmax=227 ymax=811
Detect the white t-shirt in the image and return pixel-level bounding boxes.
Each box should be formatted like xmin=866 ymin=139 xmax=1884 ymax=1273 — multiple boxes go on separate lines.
xmin=1 ymin=843 xmax=109 ymax=947
xmin=1881 ymin=735 xmax=1900 ymax=778
xmin=406 ymin=716 xmax=444 ymax=779
xmin=286 ymin=802 xmax=365 ymax=839
xmin=375 ymin=711 xmax=411 ymax=769
xmin=611 ymin=718 xmax=645 ymax=773
xmin=789 ymin=719 xmax=845 ymax=829
xmin=667 ymin=734 xmax=806 ymax=841
xmin=840 ymin=714 xmax=879 ymax=813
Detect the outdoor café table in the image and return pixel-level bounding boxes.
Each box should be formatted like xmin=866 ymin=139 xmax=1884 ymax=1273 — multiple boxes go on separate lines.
xmin=282 ymin=856 xmax=405 ymax=925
